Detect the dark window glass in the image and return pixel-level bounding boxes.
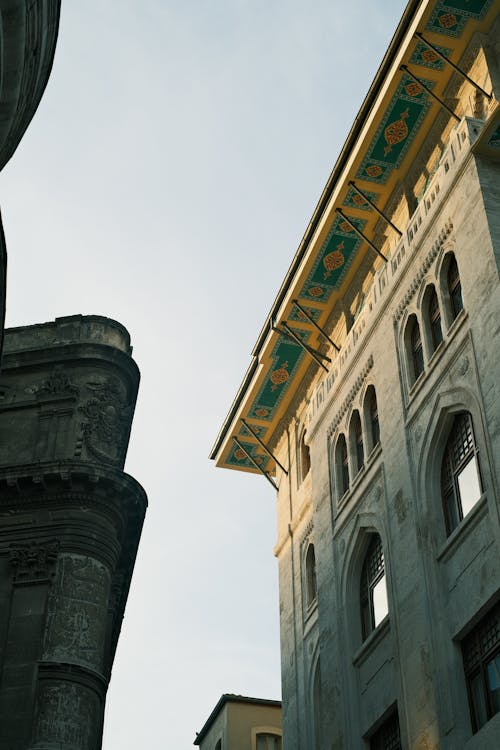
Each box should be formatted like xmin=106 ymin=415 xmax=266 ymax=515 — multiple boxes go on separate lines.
xmin=462 ymin=600 xmax=500 ymax=733
xmin=360 ymin=535 xmax=388 ymax=640
xmin=410 ymin=316 xmax=424 ymax=381
xmin=338 ymin=434 xmax=349 ymax=496
xmin=367 ymin=386 xmax=380 ymax=450
xmin=429 ymin=287 xmax=443 ymax=351
xmin=370 ymin=711 xmax=402 ymax=750
xmin=352 ymin=411 xmax=364 ymax=474
xmin=299 ymin=429 xmax=311 ymax=483
xmin=305 ymin=544 xmax=317 ymax=607
xmin=448 ymin=255 xmax=463 ymax=320
xmin=441 ymin=412 xmax=482 ymax=535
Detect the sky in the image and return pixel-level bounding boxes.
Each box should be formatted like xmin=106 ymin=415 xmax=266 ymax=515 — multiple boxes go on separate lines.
xmin=1 ymin=1 xmax=407 ymax=746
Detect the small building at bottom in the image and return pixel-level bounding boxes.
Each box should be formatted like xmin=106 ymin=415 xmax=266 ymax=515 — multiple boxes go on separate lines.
xmin=194 ymin=694 xmax=282 ymax=750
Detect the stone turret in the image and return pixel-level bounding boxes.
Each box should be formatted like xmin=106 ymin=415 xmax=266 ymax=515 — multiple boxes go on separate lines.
xmin=0 ymin=315 xmax=147 ymax=750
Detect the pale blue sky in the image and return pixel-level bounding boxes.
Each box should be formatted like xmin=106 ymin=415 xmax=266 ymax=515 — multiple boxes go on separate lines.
xmin=1 ymin=1 xmax=406 ymax=746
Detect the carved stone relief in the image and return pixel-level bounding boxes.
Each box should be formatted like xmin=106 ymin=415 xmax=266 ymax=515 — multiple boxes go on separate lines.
xmin=78 ymin=379 xmax=130 ymax=465
xmin=9 ymin=540 xmax=59 ymax=583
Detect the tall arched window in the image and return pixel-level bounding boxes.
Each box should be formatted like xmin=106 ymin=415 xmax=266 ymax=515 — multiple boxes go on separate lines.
xmin=406 ymin=314 xmax=424 ymax=383
xmin=215 ymin=741 xmax=222 ymax=750
xmin=441 ymin=411 xmax=482 ymax=535
xmin=360 ymin=534 xmax=388 ymax=640
xmin=336 ymin=434 xmax=349 ymax=497
xmin=364 ymin=385 xmax=380 ymax=453
xmin=298 ymin=428 xmax=311 ymax=484
xmin=447 ymin=254 xmax=463 ymax=320
xmin=426 ymin=285 xmax=443 ymax=352
xmin=313 ymin=660 xmax=323 ymax=747
xmin=350 ymin=410 xmax=364 ymax=475
xmin=305 ymin=543 xmax=317 ymax=607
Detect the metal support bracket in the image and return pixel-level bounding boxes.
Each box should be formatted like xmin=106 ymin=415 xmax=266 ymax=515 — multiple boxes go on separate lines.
xmin=335 ymin=208 xmax=388 ymax=262
xmin=400 ymin=65 xmax=460 ymax=122
xmin=291 ymin=299 xmax=340 ymax=352
xmin=348 ymin=181 xmax=402 ymax=236
xmin=232 ymin=436 xmax=278 ymax=490
xmin=272 ymin=324 xmax=329 ymax=372
xmin=241 ymin=418 xmax=288 ymax=475
xmin=415 ymin=33 xmax=492 ymax=101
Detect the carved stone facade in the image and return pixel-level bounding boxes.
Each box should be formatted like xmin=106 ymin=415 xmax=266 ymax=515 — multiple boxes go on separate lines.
xmin=0 ymin=315 xmax=147 ymax=750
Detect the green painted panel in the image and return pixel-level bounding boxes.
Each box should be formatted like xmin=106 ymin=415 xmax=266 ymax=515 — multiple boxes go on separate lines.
xmin=238 ymin=422 xmax=268 ymax=439
xmin=356 ymin=74 xmax=433 ymax=184
xmin=248 ymin=332 xmax=310 ymax=422
xmin=343 ymin=186 xmax=379 ymax=211
xmin=426 ymin=0 xmax=492 ymax=37
xmin=227 ymin=439 xmax=271 ymax=471
xmin=298 ymin=214 xmax=366 ymax=302
xmin=488 ymin=126 xmax=500 ymax=150
xmin=288 ymin=304 xmax=322 ymax=323
xmin=410 ymin=41 xmax=451 ymax=70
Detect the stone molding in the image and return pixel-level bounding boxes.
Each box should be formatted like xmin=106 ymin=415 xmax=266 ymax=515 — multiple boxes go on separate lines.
xmin=327 ymin=355 xmax=374 ymax=438
xmin=393 ymin=220 xmax=454 ymax=323
xmin=9 ymin=539 xmax=59 ymax=583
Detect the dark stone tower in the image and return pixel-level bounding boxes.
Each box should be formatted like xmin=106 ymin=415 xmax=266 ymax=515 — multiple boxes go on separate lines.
xmin=0 ymin=315 xmax=147 ymax=749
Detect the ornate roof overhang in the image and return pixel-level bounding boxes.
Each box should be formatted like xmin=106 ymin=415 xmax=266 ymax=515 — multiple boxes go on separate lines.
xmin=0 ymin=0 xmax=61 ymax=172
xmin=210 ymin=0 xmax=498 ymax=477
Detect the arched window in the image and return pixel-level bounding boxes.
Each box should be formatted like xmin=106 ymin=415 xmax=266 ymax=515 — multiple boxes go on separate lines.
xmin=215 ymin=741 xmax=222 ymax=750
xmin=441 ymin=411 xmax=482 ymax=535
xmin=350 ymin=410 xmax=364 ymax=475
xmin=364 ymin=385 xmax=380 ymax=453
xmin=360 ymin=534 xmax=388 ymax=640
xmin=305 ymin=543 xmax=317 ymax=607
xmin=426 ymin=285 xmax=443 ymax=353
xmin=298 ymin=428 xmax=311 ymax=483
xmin=447 ymin=254 xmax=463 ymax=320
xmin=336 ymin=434 xmax=349 ymax=497
xmin=406 ymin=314 xmax=424 ymax=383
xmin=256 ymin=734 xmax=282 ymax=750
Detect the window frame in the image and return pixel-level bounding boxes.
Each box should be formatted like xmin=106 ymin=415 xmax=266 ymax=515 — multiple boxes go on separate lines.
xmin=441 ymin=411 xmax=482 ymax=535
xmin=462 ymin=600 xmax=500 ymax=734
xmin=360 ymin=534 xmax=389 ymax=641
xmin=336 ymin=433 xmax=350 ymax=498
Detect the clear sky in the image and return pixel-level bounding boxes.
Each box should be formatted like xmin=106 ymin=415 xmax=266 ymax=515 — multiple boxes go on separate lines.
xmin=1 ymin=1 xmax=407 ymax=746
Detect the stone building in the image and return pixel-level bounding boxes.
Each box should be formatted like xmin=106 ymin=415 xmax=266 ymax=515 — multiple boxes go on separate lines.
xmin=0 ymin=315 xmax=147 ymax=748
xmin=211 ymin=0 xmax=500 ymax=747
xmin=194 ymin=694 xmax=282 ymax=750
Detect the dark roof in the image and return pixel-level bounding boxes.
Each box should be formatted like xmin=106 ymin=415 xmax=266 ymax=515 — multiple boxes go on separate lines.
xmin=194 ymin=694 xmax=282 ymax=745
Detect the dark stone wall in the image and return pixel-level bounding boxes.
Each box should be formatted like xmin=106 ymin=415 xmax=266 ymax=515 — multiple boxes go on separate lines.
xmin=0 ymin=315 xmax=147 ymax=750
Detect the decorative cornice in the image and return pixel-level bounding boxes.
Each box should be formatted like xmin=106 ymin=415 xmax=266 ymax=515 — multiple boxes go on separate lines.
xmin=394 ymin=219 xmax=454 ymax=322
xmin=327 ymin=355 xmax=374 ymax=438
xmin=9 ymin=539 xmax=59 ymax=583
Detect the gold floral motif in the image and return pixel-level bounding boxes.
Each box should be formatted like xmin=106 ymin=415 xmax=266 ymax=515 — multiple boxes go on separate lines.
xmin=309 ymin=286 xmax=324 ymax=298
xmin=365 ymin=164 xmax=383 ymax=178
xmin=421 ymin=49 xmax=438 ymax=63
xmin=353 ymin=194 xmax=367 ymax=206
xmin=405 ymin=82 xmax=422 ymax=97
xmin=270 ymin=361 xmax=289 ymax=391
xmin=255 ymin=407 xmax=269 ymax=418
xmin=384 ymin=108 xmax=409 ymax=155
xmin=234 ymin=448 xmax=247 ymax=460
xmin=340 ymin=221 xmax=353 ymax=233
xmin=438 ymin=13 xmax=457 ymax=29
xmin=323 ymin=244 xmax=345 ymax=279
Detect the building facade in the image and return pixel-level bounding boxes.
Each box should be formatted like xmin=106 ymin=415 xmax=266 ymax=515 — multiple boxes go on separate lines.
xmin=0 ymin=315 xmax=147 ymax=749
xmin=194 ymin=694 xmax=282 ymax=750
xmin=211 ymin=1 xmax=500 ymax=748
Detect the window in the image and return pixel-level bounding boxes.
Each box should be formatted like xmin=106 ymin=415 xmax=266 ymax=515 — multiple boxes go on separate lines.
xmin=370 ymin=710 xmax=402 ymax=750
xmin=365 ymin=385 xmax=380 ymax=453
xmin=305 ymin=543 xmax=317 ymax=608
xmin=426 ymin=285 xmax=443 ymax=352
xmin=441 ymin=412 xmax=482 ymax=535
xmin=406 ymin=314 xmax=424 ymax=384
xmin=256 ymin=733 xmax=281 ymax=750
xmin=336 ymin=434 xmax=349 ymax=497
xmin=448 ymin=254 xmax=463 ymax=320
xmin=215 ymin=741 xmax=222 ymax=750
xmin=298 ymin=428 xmax=311 ymax=483
xmin=350 ymin=410 xmax=364 ymax=475
xmin=462 ymin=600 xmax=500 ymax=733
xmin=360 ymin=534 xmax=389 ymax=640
